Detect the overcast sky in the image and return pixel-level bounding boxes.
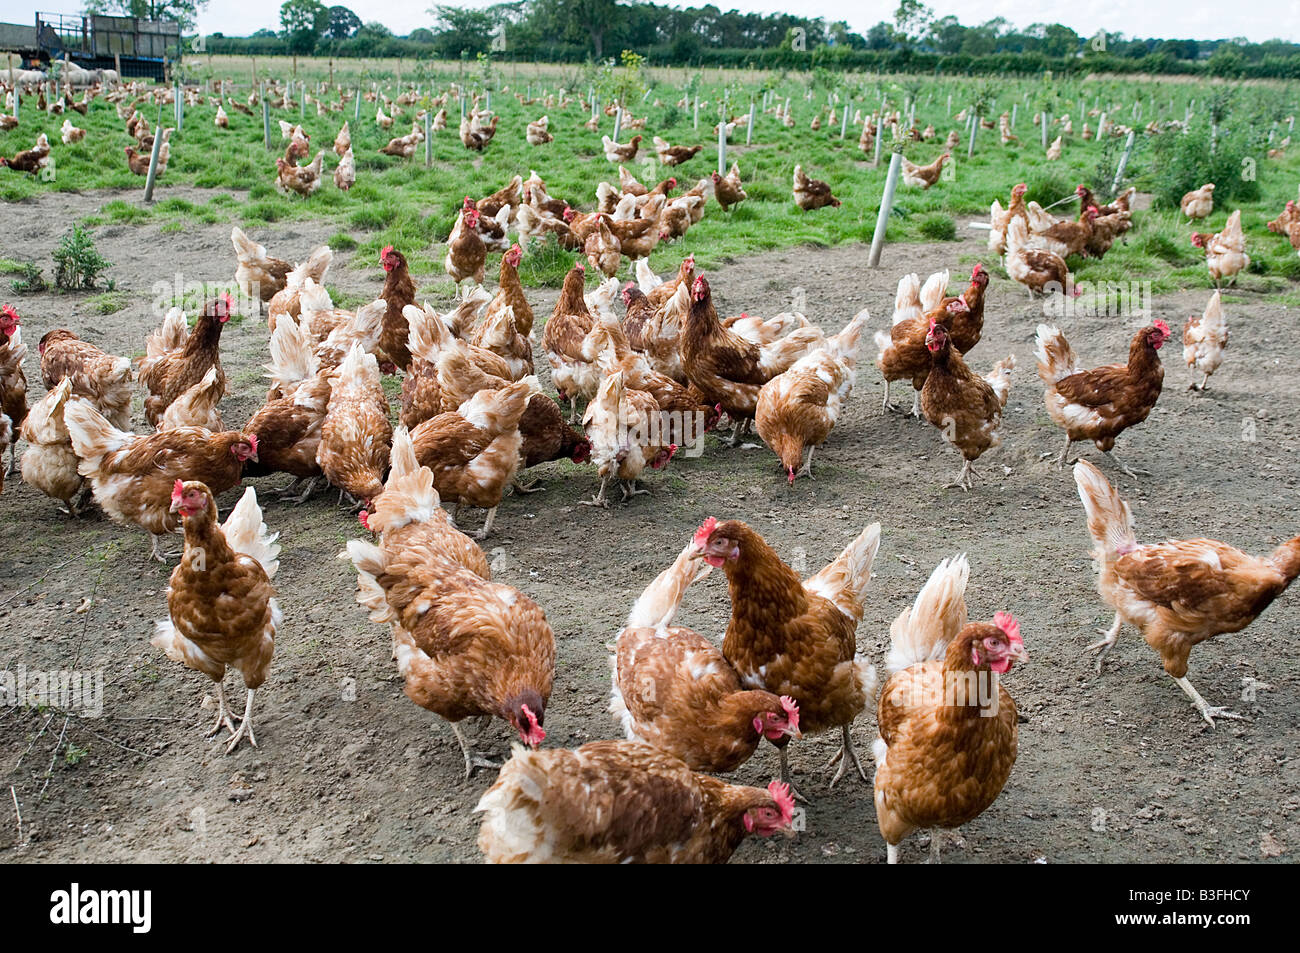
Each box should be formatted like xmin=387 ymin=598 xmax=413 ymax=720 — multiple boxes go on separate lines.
xmin=7 ymin=0 xmax=1298 ymax=44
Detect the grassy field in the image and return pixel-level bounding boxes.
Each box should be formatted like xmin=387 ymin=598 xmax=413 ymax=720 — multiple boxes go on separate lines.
xmin=2 ymin=59 xmax=1299 ymax=304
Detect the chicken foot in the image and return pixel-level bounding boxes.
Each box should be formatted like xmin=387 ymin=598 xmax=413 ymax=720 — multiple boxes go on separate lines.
xmin=1042 ymin=433 xmax=1074 ymax=468
xmin=449 ymin=721 xmax=502 ymax=780
xmin=1104 ymin=450 xmax=1150 ymax=479
xmin=204 ymin=681 xmax=239 ymax=740
xmin=1087 ymin=613 xmax=1123 ymax=672
xmin=796 ymin=446 xmax=816 ymax=480
xmin=511 ymin=477 xmax=545 ymax=494
xmin=620 ymin=480 xmax=649 ymax=501
xmin=475 ymin=507 xmax=498 ymax=540
xmin=278 ymin=475 xmax=320 ymax=504
xmin=61 ymin=486 xmax=93 ymax=518
xmin=1173 ymin=675 xmax=1245 ymax=728
xmin=223 ymin=688 xmax=258 ymax=754
xmin=150 ymin=533 xmax=181 ymax=563
xmin=825 ymin=723 xmax=869 ymax=788
xmin=944 ymin=459 xmax=979 ymax=491
xmin=579 ymin=477 xmax=611 ymax=508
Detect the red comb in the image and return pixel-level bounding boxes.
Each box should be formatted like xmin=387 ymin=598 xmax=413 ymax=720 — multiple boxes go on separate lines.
xmin=767 ymin=780 xmax=795 ymax=825
xmin=692 ymin=516 xmax=718 ymax=550
xmin=779 ymin=695 xmax=800 ymax=734
xmin=993 ymin=611 xmax=1021 ymax=647
xmin=358 ymin=510 xmax=371 ymax=530
xmin=1153 ymin=319 xmax=1170 ymax=335
xmin=171 ymin=479 xmax=184 ymax=503
xmin=381 ymin=244 xmax=394 ymax=258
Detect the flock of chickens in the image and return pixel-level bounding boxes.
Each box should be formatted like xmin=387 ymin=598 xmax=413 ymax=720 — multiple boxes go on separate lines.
xmin=4 ymin=76 xmax=1300 ymax=864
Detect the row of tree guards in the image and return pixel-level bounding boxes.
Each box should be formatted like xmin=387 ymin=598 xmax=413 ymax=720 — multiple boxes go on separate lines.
xmin=102 ymin=69 xmax=1215 ymax=268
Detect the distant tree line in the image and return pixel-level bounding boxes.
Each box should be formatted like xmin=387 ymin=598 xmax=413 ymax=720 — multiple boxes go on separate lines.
xmin=187 ymin=1 xmax=1300 ymax=78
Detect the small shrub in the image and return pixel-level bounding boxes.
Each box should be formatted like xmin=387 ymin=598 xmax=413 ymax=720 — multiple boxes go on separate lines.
xmin=52 ymin=226 xmax=112 ymax=291
xmin=1148 ymin=126 xmax=1263 ymax=210
xmin=918 ymin=213 xmax=957 ymax=241
xmin=10 ymin=262 xmax=48 ymax=293
xmin=328 ymin=232 xmax=359 ymax=251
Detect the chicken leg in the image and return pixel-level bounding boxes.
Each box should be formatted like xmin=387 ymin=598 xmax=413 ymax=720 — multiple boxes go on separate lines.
xmin=825 ymin=723 xmax=869 ymax=788
xmin=796 ymin=446 xmax=816 ymax=480
xmin=580 ymin=477 xmax=611 ymax=508
xmin=776 ymin=745 xmax=811 ymax=805
xmin=278 ymin=475 xmax=319 ymax=504
xmin=1173 ymin=675 xmax=1245 ymax=727
xmin=1088 ymin=612 xmax=1123 ymax=672
xmin=944 ymin=459 xmax=978 ymax=491
xmin=1045 ymin=433 xmax=1073 ymax=469
xmin=204 ymin=681 xmax=238 ymax=740
xmin=150 ymin=533 xmax=181 ymax=563
xmin=449 ymin=720 xmax=501 ymax=780
xmin=475 ymin=507 xmax=498 ymax=540
xmin=1103 ymin=450 xmax=1149 ymax=479
xmin=620 ymin=480 xmax=649 ymax=500
xmin=224 ymin=688 xmax=258 ymax=754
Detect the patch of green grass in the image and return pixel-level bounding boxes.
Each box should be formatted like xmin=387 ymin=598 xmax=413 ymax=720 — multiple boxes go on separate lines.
xmin=0 ymin=64 xmax=1295 ymax=303
xmin=917 ymin=213 xmax=958 ymax=241
xmin=87 ymin=291 xmax=129 ymax=314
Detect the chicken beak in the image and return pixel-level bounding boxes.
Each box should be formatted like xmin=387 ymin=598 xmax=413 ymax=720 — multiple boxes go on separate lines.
xmin=1009 ymin=643 xmax=1030 ymax=664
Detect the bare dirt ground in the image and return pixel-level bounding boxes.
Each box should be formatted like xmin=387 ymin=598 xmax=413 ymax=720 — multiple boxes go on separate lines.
xmin=1 ymin=188 xmax=1297 ymax=864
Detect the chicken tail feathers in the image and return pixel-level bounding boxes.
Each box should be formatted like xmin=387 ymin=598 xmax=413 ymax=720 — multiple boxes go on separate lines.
xmin=885 ymin=554 xmax=970 ymax=677
xmin=1034 ymin=324 xmax=1078 ymax=384
xmin=345 ymin=538 xmax=394 ymax=623
xmin=1073 ymin=460 xmax=1137 ymax=562
xmin=827 ymin=307 xmax=869 ymax=364
xmin=803 ymin=522 xmax=881 ymax=620
xmin=221 ymin=487 xmax=280 ymax=580
xmin=149 ymin=619 xmax=188 ymax=664
xmin=368 ymin=426 xmax=442 ymax=533
xmin=64 ymin=398 xmax=132 ymax=474
xmin=292 ymin=245 xmax=333 ymax=287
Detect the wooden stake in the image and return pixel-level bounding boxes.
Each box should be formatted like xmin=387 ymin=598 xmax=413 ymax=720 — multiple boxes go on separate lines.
xmin=262 ymin=94 xmax=271 ymax=150
xmin=746 ymin=102 xmax=755 ymax=145
xmin=425 ymin=108 xmax=431 ymax=167
xmin=717 ymin=119 xmax=726 ymax=175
